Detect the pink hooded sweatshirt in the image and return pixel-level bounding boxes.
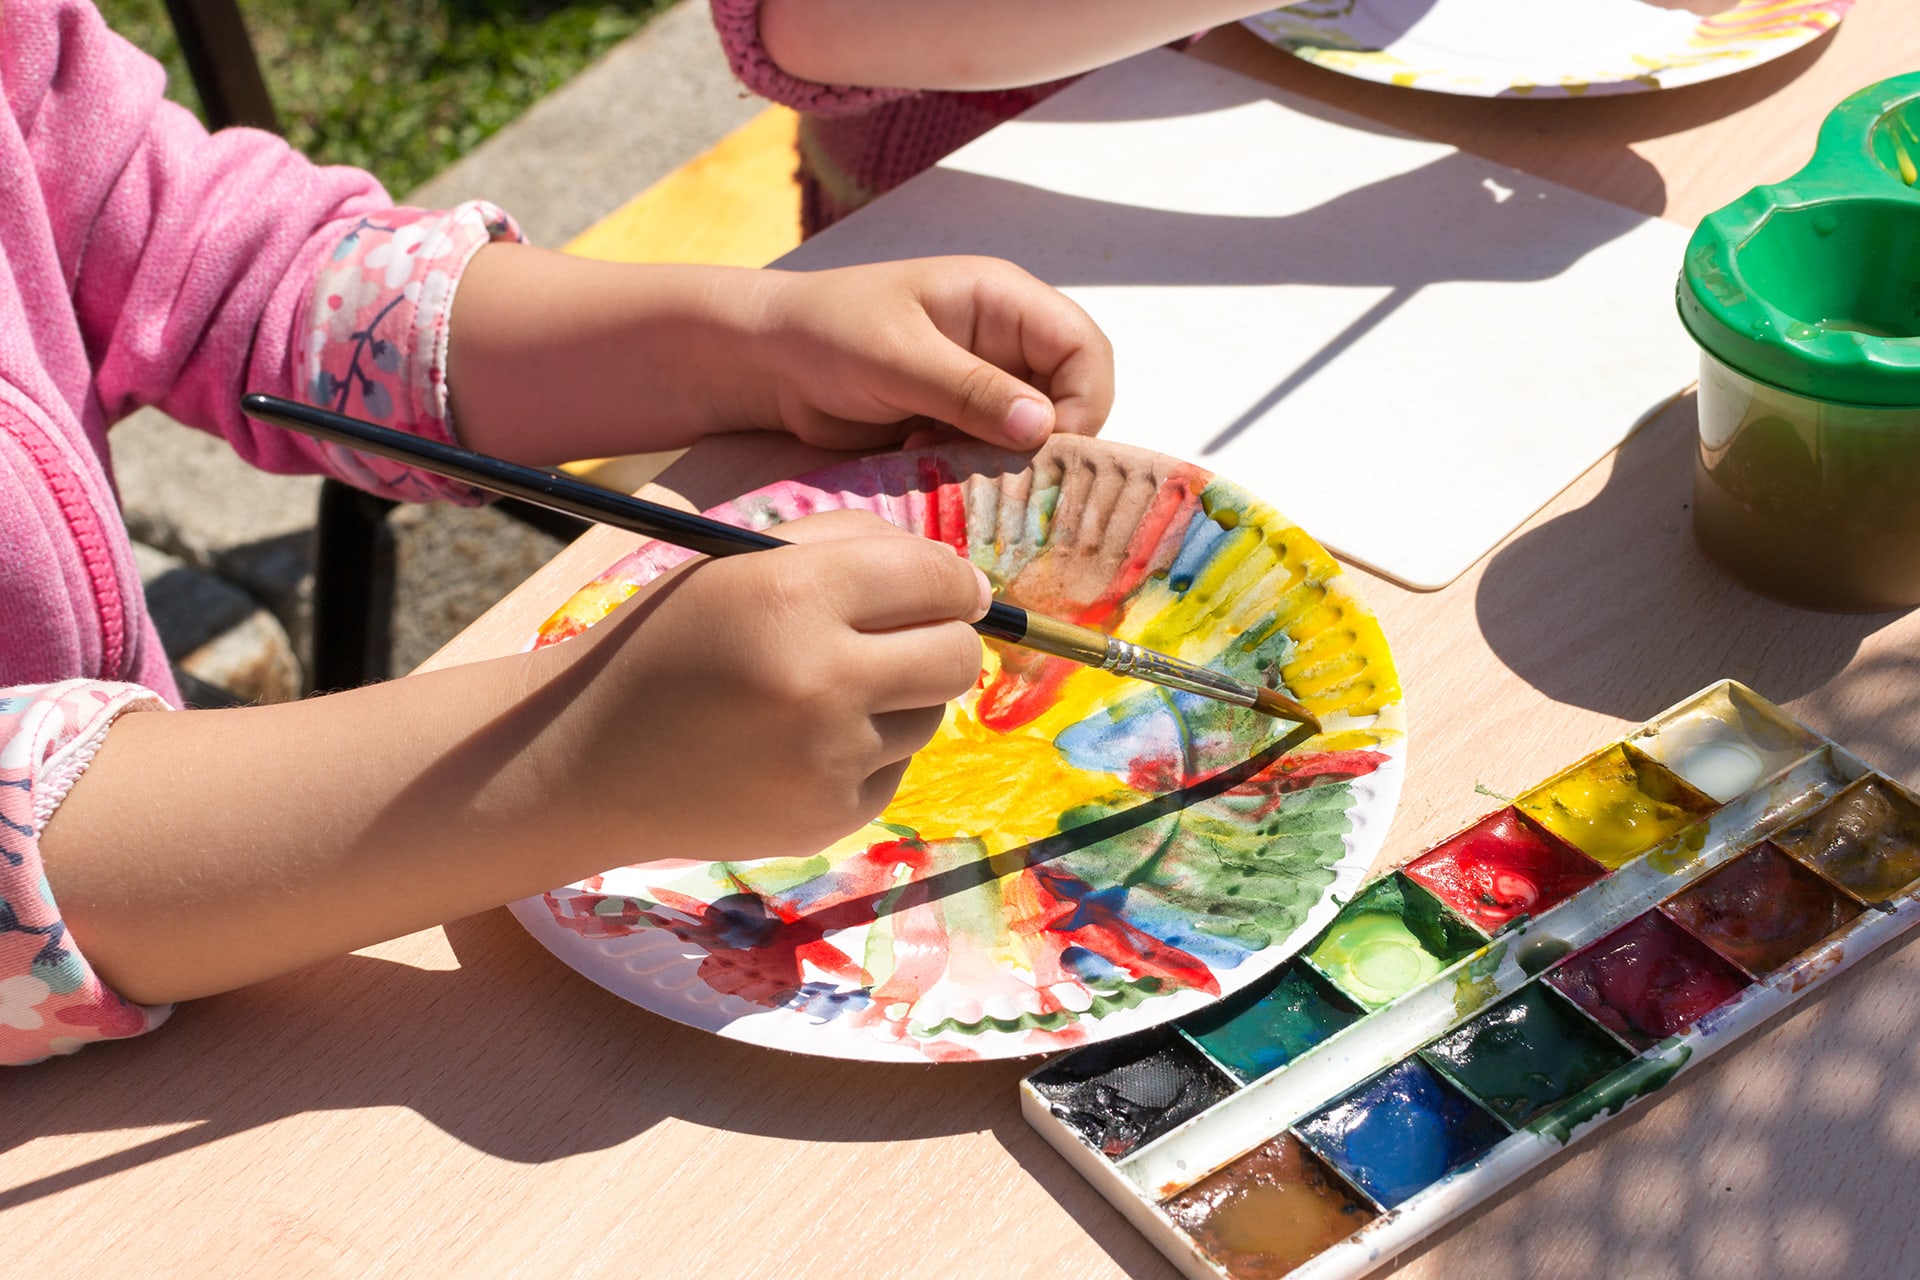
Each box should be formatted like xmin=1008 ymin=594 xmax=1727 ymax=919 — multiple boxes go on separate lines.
xmin=0 ymin=0 xmax=518 ymax=1062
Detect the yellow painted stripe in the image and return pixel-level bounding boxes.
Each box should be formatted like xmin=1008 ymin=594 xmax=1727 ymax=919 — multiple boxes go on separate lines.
xmin=558 ymin=106 xmax=804 ymax=489
xmin=563 ymin=105 xmax=803 ymax=267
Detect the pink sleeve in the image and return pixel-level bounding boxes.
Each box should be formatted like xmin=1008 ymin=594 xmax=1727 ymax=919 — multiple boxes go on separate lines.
xmin=709 ymin=0 xmax=916 ymax=116
xmin=0 ymin=681 xmax=173 ymax=1066
xmin=16 ymin=0 xmax=516 ymax=503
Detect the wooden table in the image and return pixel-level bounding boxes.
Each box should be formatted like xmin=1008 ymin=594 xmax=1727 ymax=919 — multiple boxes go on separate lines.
xmin=12 ymin=10 xmax=1920 ymax=1278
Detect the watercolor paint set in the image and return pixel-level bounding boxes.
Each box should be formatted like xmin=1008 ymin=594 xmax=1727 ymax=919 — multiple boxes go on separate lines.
xmin=1022 ymin=679 xmax=1920 ymax=1280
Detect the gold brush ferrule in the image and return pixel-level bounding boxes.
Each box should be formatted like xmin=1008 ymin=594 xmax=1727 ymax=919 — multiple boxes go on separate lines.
xmin=1011 ymin=612 xmax=1315 ymax=727
xmin=1099 ymin=636 xmax=1260 ymax=709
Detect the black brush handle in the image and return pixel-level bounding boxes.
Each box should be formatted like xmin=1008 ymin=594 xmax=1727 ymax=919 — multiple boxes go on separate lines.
xmin=241 ymin=393 xmax=1035 ymax=641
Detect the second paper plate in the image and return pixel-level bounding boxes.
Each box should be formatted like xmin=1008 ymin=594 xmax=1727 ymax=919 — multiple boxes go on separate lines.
xmin=1244 ymin=0 xmax=1853 ymax=97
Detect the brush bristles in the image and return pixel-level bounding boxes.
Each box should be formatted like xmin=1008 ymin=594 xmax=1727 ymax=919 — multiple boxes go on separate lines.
xmin=1252 ymin=688 xmax=1321 ymax=733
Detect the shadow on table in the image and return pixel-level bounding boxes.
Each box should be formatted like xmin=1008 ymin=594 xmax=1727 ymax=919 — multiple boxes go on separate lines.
xmin=0 ymin=908 xmax=1068 ymax=1200
xmin=982 ymin=1090 xmax=1189 ymax=1280
xmin=1474 ymin=391 xmax=1915 ymax=770
xmin=0 ymin=910 xmax=1190 ymax=1280
xmin=790 ymin=140 xmax=1664 ymax=294
xmin=1413 ymin=932 xmax=1920 ymax=1278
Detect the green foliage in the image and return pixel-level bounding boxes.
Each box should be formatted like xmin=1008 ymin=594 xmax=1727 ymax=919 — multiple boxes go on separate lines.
xmin=97 ymin=0 xmax=669 ymax=195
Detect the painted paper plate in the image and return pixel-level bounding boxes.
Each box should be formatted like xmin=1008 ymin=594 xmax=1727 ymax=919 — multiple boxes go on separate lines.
xmin=511 ymin=437 xmax=1405 ymax=1062
xmin=1244 ymin=0 xmax=1853 ymax=97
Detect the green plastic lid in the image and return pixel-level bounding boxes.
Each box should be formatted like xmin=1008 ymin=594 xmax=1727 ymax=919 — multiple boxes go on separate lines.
xmin=1677 ymin=71 xmax=1920 ymax=407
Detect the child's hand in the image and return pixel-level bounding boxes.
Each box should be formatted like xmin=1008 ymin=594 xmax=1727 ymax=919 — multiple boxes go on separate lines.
xmin=536 ymin=509 xmax=990 ymax=862
xmin=450 ymin=248 xmax=1112 ymax=465
xmin=40 ymin=513 xmax=989 ymax=1003
xmin=747 ymin=257 xmax=1113 ymax=453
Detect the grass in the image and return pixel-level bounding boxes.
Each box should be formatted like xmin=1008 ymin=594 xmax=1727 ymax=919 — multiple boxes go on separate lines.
xmin=99 ymin=0 xmax=673 ymax=196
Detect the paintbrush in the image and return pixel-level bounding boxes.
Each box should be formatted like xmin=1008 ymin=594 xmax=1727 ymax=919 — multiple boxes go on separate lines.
xmin=240 ymin=393 xmax=1320 ymax=730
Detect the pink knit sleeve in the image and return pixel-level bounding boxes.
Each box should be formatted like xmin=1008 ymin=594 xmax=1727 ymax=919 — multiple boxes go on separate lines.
xmin=14 ymin=0 xmax=515 ymax=503
xmin=0 ymin=681 xmax=173 ymax=1066
xmin=709 ymin=0 xmax=916 ymax=116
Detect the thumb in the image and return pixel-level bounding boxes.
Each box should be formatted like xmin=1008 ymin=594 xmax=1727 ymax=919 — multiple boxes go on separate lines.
xmin=882 ymin=343 xmax=1056 ymax=451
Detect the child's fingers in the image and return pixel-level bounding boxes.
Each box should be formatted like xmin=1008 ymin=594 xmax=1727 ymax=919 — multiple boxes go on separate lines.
xmin=873 ymin=336 xmax=1062 ymax=451
xmin=866 ymin=702 xmax=959 ymax=763
xmin=778 ymin=410 xmax=923 ymax=452
xmin=899 ymin=422 xmax=964 ymax=451
xmin=857 ymin=623 xmax=986 ymax=712
xmin=1037 ymin=337 xmax=1115 ymax=438
xmin=774 ymin=512 xmax=994 ymax=620
xmin=804 ymin=534 xmax=993 ymax=630
xmin=878 ymin=257 xmax=1114 ymax=446
xmin=966 ymin=262 xmax=1115 ymax=439
xmin=857 ymin=757 xmax=916 ymax=825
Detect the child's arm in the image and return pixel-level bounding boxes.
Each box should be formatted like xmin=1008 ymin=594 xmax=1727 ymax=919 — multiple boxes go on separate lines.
xmin=445 ymin=249 xmax=1113 ymax=463
xmin=48 ymin=0 xmax=1108 ymax=481
xmin=14 ymin=241 xmax=1111 ymax=1048
xmin=5 ymin=0 xmax=1122 ymax=1056
xmin=748 ymin=0 xmax=1274 ymax=92
xmin=38 ymin=511 xmax=989 ymax=1007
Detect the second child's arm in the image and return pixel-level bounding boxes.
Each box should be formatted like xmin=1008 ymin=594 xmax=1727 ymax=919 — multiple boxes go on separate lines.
xmin=754 ymin=0 xmax=1275 ymax=92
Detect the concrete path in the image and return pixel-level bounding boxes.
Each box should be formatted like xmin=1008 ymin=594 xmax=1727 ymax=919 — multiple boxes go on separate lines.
xmin=111 ymin=0 xmax=766 ymax=701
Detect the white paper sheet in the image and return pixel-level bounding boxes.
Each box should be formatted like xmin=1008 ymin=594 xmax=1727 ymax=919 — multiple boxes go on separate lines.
xmin=773 ymin=49 xmax=1696 ymax=589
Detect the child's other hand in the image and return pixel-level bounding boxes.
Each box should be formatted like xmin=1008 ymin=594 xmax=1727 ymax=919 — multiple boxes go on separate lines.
xmin=541 ymin=510 xmax=988 ymax=862
xmin=751 ymin=256 xmax=1113 ymax=453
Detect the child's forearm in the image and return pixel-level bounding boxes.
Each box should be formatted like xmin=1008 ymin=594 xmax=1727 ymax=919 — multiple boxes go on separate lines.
xmin=446 ymin=246 xmax=783 ymax=464
xmin=446 ymin=250 xmax=1113 ymax=461
xmin=38 ymin=518 xmax=992 ymax=1008
xmin=756 ymin=0 xmax=1267 ymax=91
xmin=37 ymin=650 xmax=613 ymax=1005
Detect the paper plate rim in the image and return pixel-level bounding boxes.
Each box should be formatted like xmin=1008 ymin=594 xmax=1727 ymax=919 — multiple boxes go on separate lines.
xmin=1243 ymin=0 xmax=1854 ymax=98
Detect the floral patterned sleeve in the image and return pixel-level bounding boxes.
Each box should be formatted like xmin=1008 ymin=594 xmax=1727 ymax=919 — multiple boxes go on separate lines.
xmin=294 ymin=200 xmax=523 ymax=504
xmin=0 ymin=206 xmax=523 ymax=1065
xmin=0 ymin=681 xmax=173 ymax=1066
